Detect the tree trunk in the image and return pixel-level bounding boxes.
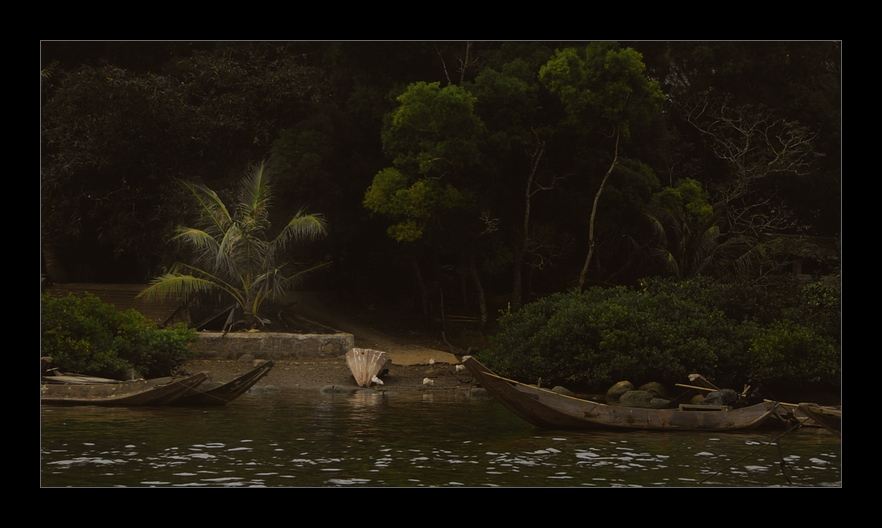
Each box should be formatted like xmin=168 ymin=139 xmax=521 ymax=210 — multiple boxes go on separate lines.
xmin=468 ymin=254 xmax=487 ymax=328
xmin=512 ymin=135 xmax=546 ymax=310
xmin=41 ymin=223 xmax=70 ymax=284
xmin=411 ymin=258 xmax=430 ymax=328
xmin=578 ymin=130 xmax=620 ymax=291
xmin=512 ymin=247 xmax=525 ymax=311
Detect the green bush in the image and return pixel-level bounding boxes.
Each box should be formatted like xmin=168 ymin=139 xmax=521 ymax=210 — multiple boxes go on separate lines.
xmin=782 ymin=278 xmax=841 ymax=345
xmin=482 ymin=286 xmax=754 ymax=390
xmin=749 ymin=319 xmax=840 ymax=387
xmin=41 ymin=293 xmax=199 ymax=379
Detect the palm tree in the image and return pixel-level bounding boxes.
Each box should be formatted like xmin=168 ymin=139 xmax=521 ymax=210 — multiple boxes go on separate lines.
xmin=137 ymin=161 xmax=328 ymax=328
xmin=645 ymin=179 xmax=771 ymax=281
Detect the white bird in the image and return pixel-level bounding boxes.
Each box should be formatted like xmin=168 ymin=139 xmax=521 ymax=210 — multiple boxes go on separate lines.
xmin=455 ymin=364 xmax=465 ymax=372
xmin=429 ymin=359 xmax=435 ymax=365
xmin=422 ymin=377 xmax=434 ymax=386
xmin=371 ymin=375 xmax=384 ymax=386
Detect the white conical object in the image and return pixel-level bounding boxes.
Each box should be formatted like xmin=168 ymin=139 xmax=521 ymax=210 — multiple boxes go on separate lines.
xmin=423 ymin=377 xmax=434 ymax=386
xmin=346 ymin=348 xmax=388 ymax=388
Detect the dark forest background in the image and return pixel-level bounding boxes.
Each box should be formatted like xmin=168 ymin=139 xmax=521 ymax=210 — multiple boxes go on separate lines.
xmin=40 ymin=41 xmax=841 ymax=319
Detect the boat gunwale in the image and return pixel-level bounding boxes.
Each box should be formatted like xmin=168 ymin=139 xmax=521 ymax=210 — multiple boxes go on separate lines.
xmin=41 ymin=372 xmax=209 ymax=406
xmin=463 ymin=356 xmax=778 ymax=431
xmin=173 ymin=360 xmax=276 ymax=406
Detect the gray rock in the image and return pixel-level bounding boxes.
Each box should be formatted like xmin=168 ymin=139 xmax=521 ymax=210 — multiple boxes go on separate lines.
xmin=701 ymin=388 xmax=738 ymax=406
xmin=320 ymin=385 xmax=357 ymax=394
xmin=606 ymin=381 xmax=635 ymax=403
xmin=620 ymin=390 xmax=671 ymax=408
xmin=620 ymin=390 xmax=654 ymax=405
xmin=638 ymin=381 xmax=668 ymax=399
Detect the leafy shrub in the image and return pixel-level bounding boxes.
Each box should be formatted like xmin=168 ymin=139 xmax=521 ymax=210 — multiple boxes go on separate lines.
xmin=639 ymin=276 xmax=791 ymax=325
xmin=749 ymin=319 xmax=840 ymax=387
xmin=41 ymin=293 xmax=199 ymax=379
xmin=782 ymin=277 xmax=841 ymax=345
xmin=483 ymin=286 xmax=754 ymax=390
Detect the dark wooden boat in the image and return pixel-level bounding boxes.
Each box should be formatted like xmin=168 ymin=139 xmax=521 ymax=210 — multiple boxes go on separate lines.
xmin=797 ymin=402 xmax=841 ymax=436
xmin=41 ymin=372 xmax=209 ymax=406
xmin=462 ymin=356 xmax=779 ymax=431
xmin=173 ymin=360 xmax=276 ymax=406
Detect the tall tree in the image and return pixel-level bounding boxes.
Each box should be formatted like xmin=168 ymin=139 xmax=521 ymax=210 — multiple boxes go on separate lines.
xmin=363 ymin=81 xmax=486 ymax=324
xmin=540 ymin=42 xmax=665 ymax=290
xmin=467 ymin=56 xmax=559 ymax=310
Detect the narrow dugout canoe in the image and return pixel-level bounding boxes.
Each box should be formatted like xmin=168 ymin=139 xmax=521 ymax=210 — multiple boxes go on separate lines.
xmin=462 ymin=357 xmax=779 ymax=431
xmin=41 ymin=372 xmax=209 ymax=406
xmin=797 ymin=402 xmax=841 ymax=436
xmin=173 ymin=360 xmax=275 ymax=406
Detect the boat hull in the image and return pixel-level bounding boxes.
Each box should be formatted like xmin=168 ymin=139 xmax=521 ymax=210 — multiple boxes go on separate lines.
xmin=797 ymin=402 xmax=841 ymax=435
xmin=463 ymin=357 xmax=778 ymax=431
xmin=174 ymin=360 xmax=275 ymax=405
xmin=41 ymin=372 xmax=209 ymax=406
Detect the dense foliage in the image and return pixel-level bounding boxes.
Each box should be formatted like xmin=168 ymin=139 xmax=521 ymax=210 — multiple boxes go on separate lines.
xmin=41 ymin=42 xmax=840 ymax=298
xmin=481 ymin=277 xmax=840 ymax=393
xmin=40 ymin=42 xmax=840 ymax=392
xmin=41 ymin=293 xmax=199 ymax=379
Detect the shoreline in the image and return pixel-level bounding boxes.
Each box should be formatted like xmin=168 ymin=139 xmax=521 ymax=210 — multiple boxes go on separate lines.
xmin=183 ymin=357 xmax=477 ymax=394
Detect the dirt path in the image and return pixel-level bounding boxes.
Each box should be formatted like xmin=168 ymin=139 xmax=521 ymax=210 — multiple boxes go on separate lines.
xmin=183 ymin=291 xmax=476 ymax=393
xmin=289 ymin=291 xmax=461 ymax=367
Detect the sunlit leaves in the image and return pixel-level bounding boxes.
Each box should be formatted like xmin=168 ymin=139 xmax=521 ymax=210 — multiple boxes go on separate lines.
xmin=539 ymin=42 xmax=665 ymax=138
xmin=366 ymin=81 xmax=484 ymax=243
xmin=363 ymin=168 xmax=472 ymax=242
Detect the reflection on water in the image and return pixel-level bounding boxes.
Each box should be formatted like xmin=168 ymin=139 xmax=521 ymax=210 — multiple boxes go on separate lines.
xmin=41 ymin=390 xmax=841 ymax=487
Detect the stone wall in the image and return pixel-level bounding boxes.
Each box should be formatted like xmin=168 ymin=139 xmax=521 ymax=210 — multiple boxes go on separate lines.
xmin=190 ymin=332 xmax=354 ymax=361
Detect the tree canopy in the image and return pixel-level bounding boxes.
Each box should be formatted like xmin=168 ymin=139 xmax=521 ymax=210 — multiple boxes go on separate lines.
xmin=41 ymin=41 xmax=840 ymax=312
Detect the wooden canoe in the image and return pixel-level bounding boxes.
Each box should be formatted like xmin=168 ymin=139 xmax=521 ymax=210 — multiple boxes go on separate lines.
xmin=462 ymin=356 xmax=779 ymax=431
xmin=797 ymin=402 xmax=841 ymax=436
xmin=173 ymin=360 xmax=276 ymax=406
xmin=41 ymin=372 xmax=209 ymax=406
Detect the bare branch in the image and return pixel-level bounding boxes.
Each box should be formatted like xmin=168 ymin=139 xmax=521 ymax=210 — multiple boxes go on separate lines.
xmin=679 ymin=92 xmax=819 ymax=236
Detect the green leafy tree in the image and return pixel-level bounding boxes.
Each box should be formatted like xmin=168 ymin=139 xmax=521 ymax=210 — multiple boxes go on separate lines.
xmin=540 ymin=42 xmax=665 ymax=290
xmin=467 ymin=56 xmax=558 ymax=310
xmin=137 ymin=161 xmax=328 ymax=329
xmin=647 ymin=178 xmax=722 ymax=278
xmin=364 ymin=81 xmax=486 ymax=322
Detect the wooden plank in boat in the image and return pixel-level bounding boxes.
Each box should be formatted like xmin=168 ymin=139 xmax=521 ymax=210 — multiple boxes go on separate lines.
xmin=678 ymin=404 xmax=729 ymax=412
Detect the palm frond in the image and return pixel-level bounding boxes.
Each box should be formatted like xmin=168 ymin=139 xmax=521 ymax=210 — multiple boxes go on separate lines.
xmin=181 ymin=180 xmax=233 ymax=236
xmin=142 ymin=163 xmax=329 ymax=321
xmin=136 ymin=273 xmax=227 ymax=303
xmin=274 ymin=211 xmax=328 ymax=249
xmin=238 ymin=161 xmax=273 ymax=228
